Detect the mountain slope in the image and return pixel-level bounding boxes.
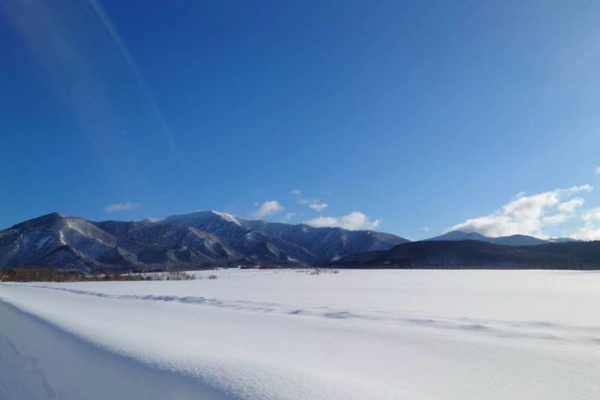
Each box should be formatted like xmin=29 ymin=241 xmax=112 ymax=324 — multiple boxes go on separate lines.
xmin=0 ymin=211 xmax=408 ymax=270
xmin=0 ymin=213 xmax=124 ymax=270
xmin=160 ymin=211 xmax=409 ymax=263
xmin=0 ymin=213 xmax=244 ymax=271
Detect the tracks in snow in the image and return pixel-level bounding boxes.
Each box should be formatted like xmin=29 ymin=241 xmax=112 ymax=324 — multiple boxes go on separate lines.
xmin=24 ymin=284 xmax=600 ymax=347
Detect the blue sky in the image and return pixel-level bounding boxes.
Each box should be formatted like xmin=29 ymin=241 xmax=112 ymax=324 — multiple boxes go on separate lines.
xmin=1 ymin=0 xmax=599 ymax=239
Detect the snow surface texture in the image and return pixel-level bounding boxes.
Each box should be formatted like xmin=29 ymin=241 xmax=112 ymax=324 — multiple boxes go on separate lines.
xmin=1 ymin=270 xmax=600 ymax=400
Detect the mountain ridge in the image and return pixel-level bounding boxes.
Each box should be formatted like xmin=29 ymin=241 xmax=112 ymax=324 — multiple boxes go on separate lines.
xmin=0 ymin=211 xmax=408 ymax=271
xmin=331 ymin=239 xmax=600 ymax=269
xmin=426 ymin=230 xmax=578 ymax=246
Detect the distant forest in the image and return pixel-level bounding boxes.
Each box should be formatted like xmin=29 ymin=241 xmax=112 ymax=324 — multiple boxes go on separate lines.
xmin=331 ymin=240 xmax=600 ymax=270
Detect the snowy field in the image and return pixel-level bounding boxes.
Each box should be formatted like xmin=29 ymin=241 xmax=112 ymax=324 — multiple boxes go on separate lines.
xmin=1 ymin=269 xmax=600 ymax=400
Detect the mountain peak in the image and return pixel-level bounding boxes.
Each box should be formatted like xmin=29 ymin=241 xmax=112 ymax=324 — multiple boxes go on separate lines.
xmin=12 ymin=212 xmax=66 ymax=229
xmin=209 ymin=210 xmax=242 ymax=226
xmin=430 ymin=231 xmax=487 ymax=241
xmin=426 ymin=230 xmax=547 ymax=246
xmin=161 ymin=210 xmax=244 ymax=228
xmin=43 ymin=212 xmax=66 ymax=219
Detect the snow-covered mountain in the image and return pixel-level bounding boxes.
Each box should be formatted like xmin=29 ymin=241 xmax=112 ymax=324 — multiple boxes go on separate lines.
xmin=160 ymin=211 xmax=405 ymax=264
xmin=0 ymin=211 xmax=408 ymax=270
xmin=0 ymin=213 xmax=239 ymax=270
xmin=425 ymin=231 xmax=574 ymax=246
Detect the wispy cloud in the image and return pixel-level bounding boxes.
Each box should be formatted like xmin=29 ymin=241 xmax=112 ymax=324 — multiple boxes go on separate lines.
xmin=281 ymin=212 xmax=296 ymax=222
xmin=309 ymin=201 xmax=328 ymax=211
xmin=572 ymin=208 xmax=600 ymax=240
xmin=305 ymin=212 xmax=380 ymax=230
xmin=445 ymin=185 xmax=592 ymax=238
xmin=595 ymin=166 xmax=600 ymax=175
xmin=291 ymin=189 xmax=310 ymax=205
xmin=557 ymin=197 xmax=585 ymax=213
xmin=419 ymin=226 xmax=430 ymax=232
xmin=104 ymin=202 xmax=140 ymax=213
xmin=254 ymin=200 xmax=283 ymax=218
xmin=291 ymin=189 xmax=328 ymax=212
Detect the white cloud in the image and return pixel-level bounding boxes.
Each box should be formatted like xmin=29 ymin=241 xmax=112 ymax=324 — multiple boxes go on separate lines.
xmin=572 ymin=208 xmax=600 ymax=240
xmin=446 ymin=185 xmax=592 ymax=238
xmin=254 ymin=200 xmax=283 ymax=218
xmin=305 ymin=212 xmax=380 ymax=230
xmin=291 ymin=190 xmax=309 ymax=205
xmin=573 ymin=226 xmax=600 ymax=240
xmin=309 ymin=201 xmax=328 ymax=211
xmin=419 ymin=227 xmax=430 ymax=232
xmin=291 ymin=190 xmax=328 ymax=212
xmin=540 ymin=197 xmax=585 ymax=225
xmin=564 ymin=184 xmax=592 ymax=193
xmin=582 ymin=208 xmax=600 ymax=222
xmin=104 ymin=202 xmax=140 ymax=213
xmin=281 ymin=212 xmax=296 ymax=222
xmin=595 ymin=166 xmax=600 ymax=175
xmin=541 ymin=213 xmax=570 ymax=225
xmin=557 ymin=197 xmax=585 ymax=213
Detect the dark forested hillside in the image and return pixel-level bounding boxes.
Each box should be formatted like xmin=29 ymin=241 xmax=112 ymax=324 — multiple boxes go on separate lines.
xmin=332 ymin=240 xmax=600 ymax=269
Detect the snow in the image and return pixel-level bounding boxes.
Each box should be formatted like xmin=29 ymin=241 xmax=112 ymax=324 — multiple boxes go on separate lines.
xmin=36 ymin=235 xmax=52 ymax=250
xmin=143 ymin=217 xmax=164 ymax=223
xmin=1 ymin=270 xmax=600 ymax=399
xmin=211 ymin=211 xmax=242 ymax=226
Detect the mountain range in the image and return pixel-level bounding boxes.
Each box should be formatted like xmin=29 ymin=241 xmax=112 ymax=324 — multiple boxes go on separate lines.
xmin=333 ymin=240 xmax=600 ymax=269
xmin=426 ymin=231 xmax=579 ymax=246
xmin=0 ymin=211 xmax=407 ymax=271
xmin=2 ymin=211 xmax=594 ymax=271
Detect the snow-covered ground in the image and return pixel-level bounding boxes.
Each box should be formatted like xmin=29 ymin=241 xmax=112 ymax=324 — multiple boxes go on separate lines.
xmin=1 ymin=269 xmax=600 ymax=399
